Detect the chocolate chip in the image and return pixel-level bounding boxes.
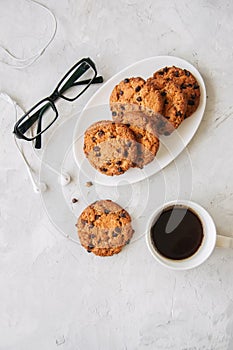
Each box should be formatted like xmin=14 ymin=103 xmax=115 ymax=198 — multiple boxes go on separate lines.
xmin=180 ymin=83 xmax=187 ymax=89
xmin=125 ymin=123 xmax=131 ymax=127
xmin=175 ymin=111 xmax=182 ymax=116
xmin=92 ymin=136 xmax=96 ymax=142
xmin=89 ymin=224 xmax=94 ymax=229
xmin=81 ymin=219 xmax=88 ymax=225
xmin=95 ymin=214 xmax=101 ymax=220
xmin=98 ymin=130 xmax=105 ymax=137
xmin=101 ymin=168 xmax=107 ymax=172
xmin=188 ymin=83 xmax=193 ymax=87
xmin=116 ymin=160 xmax=122 ymax=165
xmin=120 ymin=212 xmax=127 ymax=218
xmin=119 ymin=90 xmax=124 ymax=96
xmin=110 ymin=134 xmax=115 ymax=138
xmin=135 ymin=86 xmax=141 ymax=92
xmin=184 ymin=69 xmax=191 ymax=77
xmin=174 ymin=71 xmax=179 ymax=77
xmin=123 ymin=150 xmax=128 ymax=157
xmin=124 ymin=78 xmax=129 ymax=83
xmin=136 ymin=96 xmax=142 ymax=102
xmin=165 ymin=116 xmax=170 ymax=119
xmin=188 ymin=100 xmax=195 ymax=106
xmin=94 ymin=146 xmax=100 ymax=152
xmin=116 ymin=148 xmax=121 ymax=153
xmin=194 ymin=84 xmax=199 ymax=89
xmin=126 ymin=141 xmax=132 ymax=147
xmin=137 ymin=133 xmax=143 ymax=139
xmin=112 ymin=111 xmax=117 ymax=116
xmin=164 ymin=131 xmax=170 ymax=136
xmin=191 ymin=94 xmax=196 ymax=99
xmin=106 ymin=160 xmax=111 ymax=165
xmin=104 ymin=209 xmax=110 ymax=214
xmin=158 ymin=70 xmax=164 ymax=75
xmin=160 ymin=91 xmax=167 ymax=96
xmin=120 ymin=105 xmax=125 ymax=110
xmin=163 ymin=67 xmax=168 ymax=73
xmin=87 ymin=244 xmax=95 ymax=252
xmin=96 ymin=152 xmax=101 ymax=157
xmin=164 ymin=99 xmax=168 ymax=105
xmin=118 ymin=167 xmax=124 ymax=173
xmin=72 ymin=198 xmax=78 ymax=203
xmin=115 ymin=227 xmax=121 ymax=233
xmin=112 ymin=232 xmax=118 ymax=237
xmin=158 ymin=120 xmax=166 ymax=128
xmin=125 ymin=239 xmax=130 ymax=245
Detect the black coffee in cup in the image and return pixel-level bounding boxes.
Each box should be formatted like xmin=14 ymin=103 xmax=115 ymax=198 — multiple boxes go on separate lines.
xmin=150 ymin=206 xmax=204 ymax=260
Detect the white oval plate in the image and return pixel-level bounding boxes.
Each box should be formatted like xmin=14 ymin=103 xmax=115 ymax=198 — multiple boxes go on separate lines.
xmin=73 ymin=56 xmax=206 ymax=186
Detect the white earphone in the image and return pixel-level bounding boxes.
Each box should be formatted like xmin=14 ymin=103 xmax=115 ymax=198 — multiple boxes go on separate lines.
xmin=0 ymin=92 xmax=71 ymax=194
xmin=59 ymin=173 xmax=71 ymax=187
xmin=0 ymin=0 xmax=57 ymax=69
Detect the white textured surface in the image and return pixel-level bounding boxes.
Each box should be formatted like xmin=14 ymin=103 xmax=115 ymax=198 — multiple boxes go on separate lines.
xmin=1 ymin=1 xmax=233 ymax=349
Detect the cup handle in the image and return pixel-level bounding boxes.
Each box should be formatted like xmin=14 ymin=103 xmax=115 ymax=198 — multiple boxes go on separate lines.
xmin=216 ymin=234 xmax=233 ymax=248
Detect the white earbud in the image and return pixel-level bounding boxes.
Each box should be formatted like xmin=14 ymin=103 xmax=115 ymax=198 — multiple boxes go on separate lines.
xmin=33 ymin=182 xmax=47 ymax=194
xmin=59 ymin=173 xmax=71 ymax=186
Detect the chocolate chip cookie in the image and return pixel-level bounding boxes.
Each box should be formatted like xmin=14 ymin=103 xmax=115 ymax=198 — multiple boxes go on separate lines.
xmin=147 ymin=79 xmax=187 ymax=135
xmin=112 ymin=109 xmax=160 ymax=167
xmin=77 ymin=200 xmax=134 ymax=256
xmin=110 ymin=77 xmax=164 ymax=117
xmin=152 ymin=66 xmax=200 ymax=118
xmin=84 ymin=120 xmax=138 ymax=176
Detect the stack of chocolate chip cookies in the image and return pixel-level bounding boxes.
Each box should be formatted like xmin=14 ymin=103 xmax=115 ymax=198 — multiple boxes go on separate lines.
xmin=83 ymin=66 xmax=200 ymax=176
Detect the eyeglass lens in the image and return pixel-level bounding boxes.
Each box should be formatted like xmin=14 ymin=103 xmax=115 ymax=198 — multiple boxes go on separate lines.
xmin=58 ymin=61 xmax=96 ymax=100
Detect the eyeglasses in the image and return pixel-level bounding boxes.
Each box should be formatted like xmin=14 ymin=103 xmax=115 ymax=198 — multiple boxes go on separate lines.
xmin=13 ymin=57 xmax=103 ymax=149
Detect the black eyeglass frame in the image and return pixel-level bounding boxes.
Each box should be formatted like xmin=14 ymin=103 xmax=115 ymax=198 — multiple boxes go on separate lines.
xmin=13 ymin=57 xmax=102 ymax=145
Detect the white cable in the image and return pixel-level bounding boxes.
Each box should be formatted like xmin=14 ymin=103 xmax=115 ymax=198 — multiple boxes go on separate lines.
xmin=0 ymin=0 xmax=57 ymax=69
xmin=0 ymin=93 xmax=71 ymax=193
xmin=0 ymin=92 xmax=45 ymax=192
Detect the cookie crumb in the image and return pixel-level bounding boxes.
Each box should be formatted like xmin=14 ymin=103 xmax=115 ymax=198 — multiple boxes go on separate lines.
xmin=85 ymin=181 xmax=93 ymax=187
xmin=72 ymin=198 xmax=78 ymax=203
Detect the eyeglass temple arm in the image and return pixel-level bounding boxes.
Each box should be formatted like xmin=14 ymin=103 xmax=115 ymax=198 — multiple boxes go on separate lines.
xmin=72 ymin=76 xmax=103 ymax=86
xmin=34 ymin=107 xmax=46 ymax=149
xmin=59 ymin=75 xmax=103 ymax=97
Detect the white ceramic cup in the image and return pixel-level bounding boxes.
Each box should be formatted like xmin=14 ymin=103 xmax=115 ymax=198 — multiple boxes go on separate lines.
xmin=146 ymin=200 xmax=233 ymax=270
